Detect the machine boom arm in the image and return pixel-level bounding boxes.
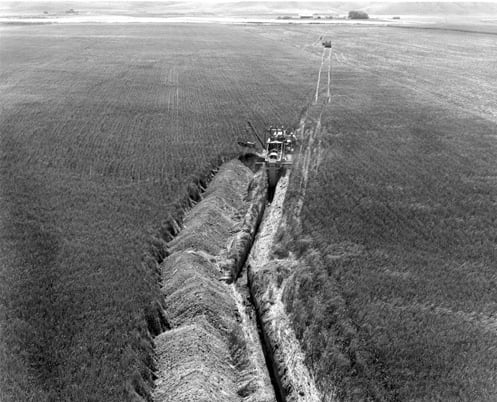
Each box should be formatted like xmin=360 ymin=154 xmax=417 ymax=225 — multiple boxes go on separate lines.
xmin=247 ymin=121 xmax=266 ymax=149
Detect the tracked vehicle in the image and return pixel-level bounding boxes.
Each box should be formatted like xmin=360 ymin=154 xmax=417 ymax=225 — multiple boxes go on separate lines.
xmin=239 ymin=122 xmax=297 ymax=187
xmin=265 ymin=127 xmax=296 ymax=187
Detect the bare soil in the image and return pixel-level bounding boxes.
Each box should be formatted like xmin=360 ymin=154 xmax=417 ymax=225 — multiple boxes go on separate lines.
xmin=247 ymin=172 xmax=323 ymax=402
xmin=154 ymin=160 xmax=275 ymax=402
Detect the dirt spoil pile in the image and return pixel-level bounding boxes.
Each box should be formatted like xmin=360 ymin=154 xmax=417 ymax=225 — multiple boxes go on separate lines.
xmin=154 ymin=160 xmax=275 ymax=402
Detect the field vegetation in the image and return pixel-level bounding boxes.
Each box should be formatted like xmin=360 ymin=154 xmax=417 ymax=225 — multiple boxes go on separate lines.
xmin=3 ymin=20 xmax=497 ymax=402
xmin=0 ymin=23 xmax=318 ymax=401
xmin=276 ymin=25 xmax=497 ymax=400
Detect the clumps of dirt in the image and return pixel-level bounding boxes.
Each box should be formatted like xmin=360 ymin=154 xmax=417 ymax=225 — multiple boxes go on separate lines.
xmin=154 ymin=159 xmax=275 ymax=402
xmin=154 ymin=319 xmax=239 ymax=402
xmin=137 ymin=155 xmax=233 ymax=401
xmin=167 ymin=202 xmax=238 ymax=256
xmin=239 ymin=152 xmax=264 ymax=173
xmin=167 ymin=160 xmax=252 ymax=257
xmin=249 ymin=259 xmax=324 ymax=402
xmin=224 ymin=168 xmax=268 ymax=282
xmin=161 ymin=251 xmax=236 ymax=331
xmin=247 ymin=172 xmax=323 ymax=402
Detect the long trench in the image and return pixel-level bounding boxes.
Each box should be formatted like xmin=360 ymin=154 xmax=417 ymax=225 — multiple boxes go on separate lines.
xmin=152 ymin=155 xmax=322 ymax=402
xmin=150 ymin=35 xmax=334 ymax=402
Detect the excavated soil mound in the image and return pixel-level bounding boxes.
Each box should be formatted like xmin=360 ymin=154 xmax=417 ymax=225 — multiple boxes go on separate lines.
xmin=161 ymin=252 xmax=236 ymax=331
xmin=155 ymin=319 xmax=239 ymax=401
xmin=154 ymin=160 xmax=275 ymax=402
xmin=167 ymin=161 xmax=252 ymax=257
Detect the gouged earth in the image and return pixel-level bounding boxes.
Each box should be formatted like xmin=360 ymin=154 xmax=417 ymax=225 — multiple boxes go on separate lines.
xmin=154 ymin=160 xmax=275 ymax=402
xmin=154 ymin=153 xmax=324 ymax=401
xmin=248 ymin=173 xmax=324 ymax=402
xmin=153 ymin=39 xmax=330 ymax=399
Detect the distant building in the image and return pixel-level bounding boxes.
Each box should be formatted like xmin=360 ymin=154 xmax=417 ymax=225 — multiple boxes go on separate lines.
xmin=314 ymin=14 xmax=338 ymax=20
xmin=348 ymin=10 xmax=369 ymax=20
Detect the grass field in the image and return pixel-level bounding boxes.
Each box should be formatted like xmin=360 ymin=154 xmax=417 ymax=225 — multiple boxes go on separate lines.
xmin=0 ymin=23 xmax=317 ymax=401
xmin=2 ymin=21 xmax=496 ymax=402
xmin=277 ymin=25 xmax=497 ymax=400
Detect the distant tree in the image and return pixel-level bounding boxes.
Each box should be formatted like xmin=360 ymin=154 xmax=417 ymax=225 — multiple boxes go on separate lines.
xmin=348 ymin=10 xmax=369 ymax=19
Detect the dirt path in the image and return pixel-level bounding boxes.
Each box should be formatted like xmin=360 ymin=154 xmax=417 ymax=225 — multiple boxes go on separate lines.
xmin=326 ymin=48 xmax=332 ymax=102
xmin=292 ymin=43 xmax=333 ymax=225
xmin=314 ymin=47 xmax=326 ymax=103
xmin=314 ymin=47 xmax=333 ymax=104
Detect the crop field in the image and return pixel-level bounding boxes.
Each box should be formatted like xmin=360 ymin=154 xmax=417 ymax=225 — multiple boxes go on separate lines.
xmin=2 ymin=20 xmax=496 ymax=402
xmin=0 ymin=23 xmax=318 ymax=401
xmin=277 ymin=25 xmax=497 ymax=400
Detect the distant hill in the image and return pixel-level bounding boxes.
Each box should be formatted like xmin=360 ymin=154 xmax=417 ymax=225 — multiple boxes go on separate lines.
xmin=361 ymin=2 xmax=497 ymax=15
xmin=3 ymin=1 xmax=497 ymax=18
xmin=214 ymin=1 xmax=497 ymax=16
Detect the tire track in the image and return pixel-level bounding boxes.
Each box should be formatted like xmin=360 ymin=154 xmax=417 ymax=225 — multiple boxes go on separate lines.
xmin=240 ymin=42 xmax=337 ymax=400
xmin=314 ymin=47 xmax=326 ymax=104
xmin=326 ymin=48 xmax=332 ymax=103
xmin=295 ymin=44 xmax=334 ymax=221
xmin=314 ymin=48 xmax=333 ymax=105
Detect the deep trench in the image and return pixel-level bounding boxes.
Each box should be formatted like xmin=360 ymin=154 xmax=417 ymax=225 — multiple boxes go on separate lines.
xmin=249 ymin=275 xmax=286 ymax=402
xmin=150 ymin=156 xmax=288 ymax=402
xmin=237 ymin=180 xmax=286 ymax=402
xmin=267 ymin=184 xmax=276 ymax=203
xmin=233 ymin=156 xmax=286 ymax=402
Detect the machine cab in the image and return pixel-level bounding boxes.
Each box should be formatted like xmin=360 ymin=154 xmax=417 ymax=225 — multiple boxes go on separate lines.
xmin=266 ymin=140 xmax=284 ymax=164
